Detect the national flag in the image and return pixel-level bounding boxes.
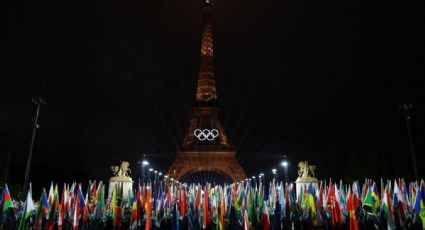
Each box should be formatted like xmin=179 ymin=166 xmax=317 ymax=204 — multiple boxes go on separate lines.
xmin=346 ymin=187 xmax=359 ymax=230
xmin=274 ymin=198 xmax=282 ymax=230
xmin=48 ymin=182 xmax=54 ymax=206
xmin=326 ymin=181 xmax=342 ymax=227
xmin=145 ymin=183 xmax=152 ymax=230
xmin=303 ymin=184 xmax=317 ymax=226
xmin=352 ymin=181 xmax=361 ymax=209
xmin=35 ymin=188 xmax=49 ymax=229
xmin=1 ymin=184 xmax=13 ymax=212
xmin=262 ymin=200 xmax=270 ymax=230
xmin=82 ymin=192 xmax=90 ymax=224
xmin=363 ymin=187 xmax=376 ymax=215
xmin=202 ymin=184 xmax=209 ymax=229
xmin=180 ymin=185 xmax=187 ymax=218
xmin=172 ymin=202 xmax=179 ymax=230
xmin=130 ymin=194 xmax=138 ymax=229
xmin=90 ymin=181 xmax=97 ymax=203
xmin=381 ymin=186 xmax=396 ymax=230
xmin=18 ymin=185 xmax=36 ymax=230
xmin=243 ymin=209 xmax=249 ymax=230
xmin=136 ymin=182 xmax=142 ymax=226
xmin=413 ymin=182 xmax=423 ymax=213
xmin=412 ymin=181 xmax=425 ymax=229
xmin=218 ymin=189 xmax=225 ymax=230
xmin=110 ymin=184 xmax=121 ymax=227
xmin=58 ymin=184 xmax=67 ymax=230
xmin=94 ymin=182 xmax=105 ymax=220
xmin=47 ymin=184 xmax=60 ymax=230
xmin=195 ymin=184 xmax=201 ymax=212
xmin=371 ymin=183 xmax=380 ymax=211
xmin=285 ymin=183 xmax=291 ymax=227
xmin=393 ymin=180 xmax=407 ymax=225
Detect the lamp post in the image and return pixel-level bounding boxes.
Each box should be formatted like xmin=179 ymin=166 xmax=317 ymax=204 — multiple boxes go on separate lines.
xmin=272 ymin=168 xmax=277 ymax=181
xmin=281 ymin=155 xmax=289 ymax=183
xmin=149 ymin=168 xmax=153 ymax=183
xmin=138 ymin=158 xmax=149 ymax=184
xmin=399 ymin=104 xmax=418 ymax=180
xmin=22 ymin=97 xmax=46 ymax=200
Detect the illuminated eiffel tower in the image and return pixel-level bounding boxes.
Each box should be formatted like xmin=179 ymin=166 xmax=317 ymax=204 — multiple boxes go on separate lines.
xmin=166 ymin=0 xmax=246 ymax=182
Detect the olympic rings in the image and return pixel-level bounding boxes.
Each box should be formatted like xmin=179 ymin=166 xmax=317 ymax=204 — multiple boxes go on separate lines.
xmin=194 ymin=129 xmax=219 ymax=141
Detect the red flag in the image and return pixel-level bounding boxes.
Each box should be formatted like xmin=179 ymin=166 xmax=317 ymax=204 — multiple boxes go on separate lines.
xmin=114 ymin=206 xmax=122 ymax=227
xmin=327 ymin=181 xmax=342 ymax=227
xmin=203 ymin=184 xmax=209 ymax=229
xmin=145 ymin=183 xmax=152 ymax=230
xmin=142 ymin=185 xmax=147 ymax=212
xmin=73 ymin=189 xmax=80 ymax=230
xmin=58 ymin=184 xmax=67 ymax=230
xmin=136 ymin=183 xmax=142 ymax=226
xmin=180 ymin=186 xmax=187 ymax=217
xmin=347 ymin=188 xmax=359 ymax=230
xmin=262 ymin=201 xmax=270 ymax=230
xmin=82 ymin=198 xmax=90 ymax=224
xmin=285 ymin=184 xmax=290 ymax=226
xmin=195 ymin=184 xmax=201 ymax=211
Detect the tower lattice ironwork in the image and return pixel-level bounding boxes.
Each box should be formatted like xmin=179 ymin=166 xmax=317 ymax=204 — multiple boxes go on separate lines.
xmin=166 ymin=0 xmax=246 ymax=182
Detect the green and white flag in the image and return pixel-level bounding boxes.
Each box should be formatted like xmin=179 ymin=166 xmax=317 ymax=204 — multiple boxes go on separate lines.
xmin=19 ymin=185 xmax=36 ymax=230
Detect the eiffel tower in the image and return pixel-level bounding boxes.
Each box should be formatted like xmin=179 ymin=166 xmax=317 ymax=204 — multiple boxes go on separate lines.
xmin=166 ymin=0 xmax=246 ymax=182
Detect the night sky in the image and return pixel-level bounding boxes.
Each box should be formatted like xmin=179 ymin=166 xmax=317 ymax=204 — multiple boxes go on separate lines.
xmin=1 ymin=0 xmax=424 ymax=189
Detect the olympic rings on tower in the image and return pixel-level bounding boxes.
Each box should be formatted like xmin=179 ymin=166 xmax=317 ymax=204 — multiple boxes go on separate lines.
xmin=194 ymin=129 xmax=219 ymax=141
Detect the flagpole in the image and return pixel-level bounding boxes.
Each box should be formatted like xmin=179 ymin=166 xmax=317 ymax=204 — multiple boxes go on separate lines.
xmin=399 ymin=104 xmax=418 ymax=180
xmin=22 ymin=97 xmax=46 ymax=200
xmin=2 ymin=146 xmax=11 ymax=184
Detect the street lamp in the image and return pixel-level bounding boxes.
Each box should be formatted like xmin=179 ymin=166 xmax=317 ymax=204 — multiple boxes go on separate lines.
xmin=272 ymin=168 xmax=277 ymax=181
xmin=259 ymin=173 xmax=264 ymax=184
xmin=149 ymin=168 xmax=153 ymax=183
xmin=399 ymin=104 xmax=418 ymax=179
xmin=138 ymin=158 xmax=149 ymax=184
xmin=280 ymin=155 xmax=289 ymax=183
xmin=22 ymin=97 xmax=46 ymax=200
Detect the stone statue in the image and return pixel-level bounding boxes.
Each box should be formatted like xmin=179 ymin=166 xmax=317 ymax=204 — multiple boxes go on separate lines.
xmin=308 ymin=165 xmax=316 ymax=178
xmin=109 ymin=161 xmax=133 ymax=200
xmin=295 ymin=160 xmax=318 ymax=199
xmin=297 ymin=161 xmax=316 ymax=178
xmin=111 ymin=161 xmax=131 ymax=178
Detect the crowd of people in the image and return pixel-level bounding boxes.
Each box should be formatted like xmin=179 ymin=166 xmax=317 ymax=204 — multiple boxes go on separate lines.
xmin=0 ymin=178 xmax=424 ymax=229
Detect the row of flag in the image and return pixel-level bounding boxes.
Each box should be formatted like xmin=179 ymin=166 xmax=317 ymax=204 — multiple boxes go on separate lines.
xmin=0 ymin=178 xmax=424 ymax=229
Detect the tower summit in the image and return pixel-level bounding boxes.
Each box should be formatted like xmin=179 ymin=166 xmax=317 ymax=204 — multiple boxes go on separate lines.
xmin=166 ymin=0 xmax=246 ymax=182
xmin=196 ymin=0 xmax=217 ymax=103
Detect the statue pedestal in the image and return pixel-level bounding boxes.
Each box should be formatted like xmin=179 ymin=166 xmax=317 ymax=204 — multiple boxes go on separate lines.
xmin=108 ymin=176 xmax=133 ymax=200
xmin=295 ymin=176 xmax=318 ymax=199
